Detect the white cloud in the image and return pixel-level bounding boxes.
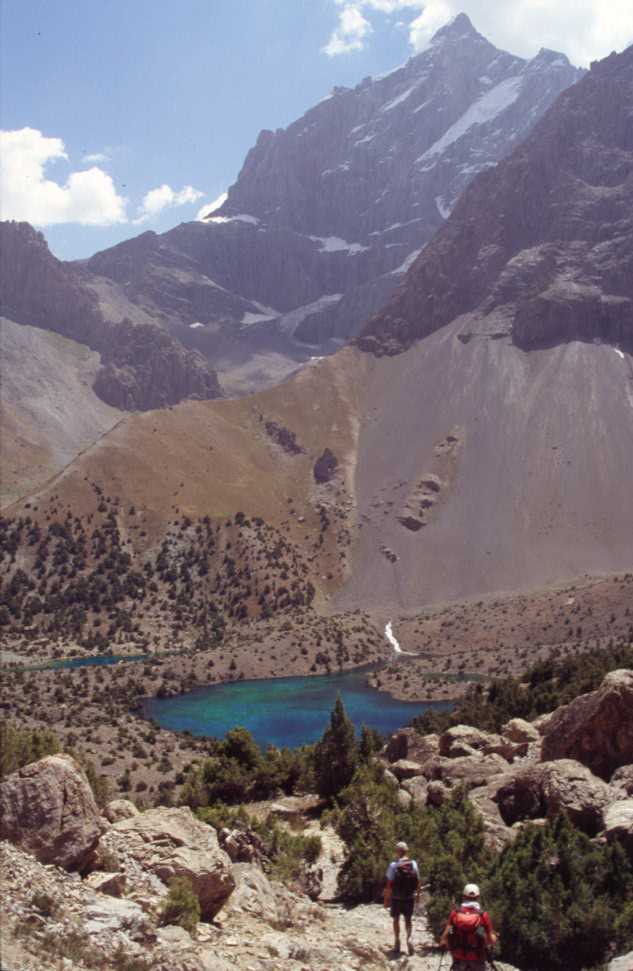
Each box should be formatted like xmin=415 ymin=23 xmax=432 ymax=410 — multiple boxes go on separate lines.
xmin=0 ymin=128 xmax=126 ymax=226
xmin=323 ymin=4 xmax=373 ymax=56
xmin=134 ymin=183 xmax=204 ymax=224
xmin=82 ymin=151 xmax=110 ymax=164
xmin=324 ymin=0 xmax=633 ymax=66
xmin=197 ymin=190 xmax=228 ymax=221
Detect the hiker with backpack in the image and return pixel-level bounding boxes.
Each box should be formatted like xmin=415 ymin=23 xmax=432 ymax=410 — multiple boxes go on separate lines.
xmin=383 ymin=840 xmax=420 ymax=956
xmin=439 ymin=883 xmax=498 ymax=970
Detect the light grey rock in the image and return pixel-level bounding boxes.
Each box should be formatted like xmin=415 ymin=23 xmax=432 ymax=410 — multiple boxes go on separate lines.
xmin=603 ymin=799 xmax=633 ymax=855
xmin=103 ymin=798 xmax=140 ymax=823
xmin=98 ymin=807 xmax=234 ymax=920
xmin=541 ymin=670 xmax=633 ymax=779
xmin=391 ymin=759 xmax=425 ymax=781
xmin=0 ymin=754 xmax=101 ymax=872
xmin=502 ymin=718 xmax=541 ymax=744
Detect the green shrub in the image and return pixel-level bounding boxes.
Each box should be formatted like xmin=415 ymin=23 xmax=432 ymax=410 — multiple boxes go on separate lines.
xmin=479 ymin=816 xmax=633 ymax=971
xmin=330 ymin=764 xmax=491 ymax=909
xmin=0 ymin=720 xmax=60 ymax=778
xmin=159 ymin=876 xmax=200 ymax=934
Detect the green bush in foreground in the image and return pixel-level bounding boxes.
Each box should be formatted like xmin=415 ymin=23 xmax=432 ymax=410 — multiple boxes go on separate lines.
xmin=328 ymin=764 xmax=491 ymax=909
xmin=484 ymin=815 xmax=633 ymax=971
xmin=159 ymin=876 xmax=200 ymax=934
xmin=329 ymin=764 xmax=633 ymax=971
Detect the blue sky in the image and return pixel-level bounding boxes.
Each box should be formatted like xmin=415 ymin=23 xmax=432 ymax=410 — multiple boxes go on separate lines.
xmin=2 ymin=0 xmax=632 ymax=260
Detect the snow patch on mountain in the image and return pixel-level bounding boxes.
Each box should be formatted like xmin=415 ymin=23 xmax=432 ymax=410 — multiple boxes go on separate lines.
xmin=418 ymin=75 xmax=524 ymax=161
xmin=435 ymin=197 xmax=452 ymax=219
xmin=308 ymin=236 xmax=369 ymax=254
xmin=207 ymin=213 xmax=260 ymax=226
xmin=381 ymin=82 xmax=422 ymax=113
xmin=276 ymin=293 xmax=344 ymax=338
xmin=392 ymin=249 xmax=422 ymax=275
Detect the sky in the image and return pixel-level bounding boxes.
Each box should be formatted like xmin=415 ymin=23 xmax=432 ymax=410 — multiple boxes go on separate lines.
xmin=2 ymin=0 xmax=632 ymax=261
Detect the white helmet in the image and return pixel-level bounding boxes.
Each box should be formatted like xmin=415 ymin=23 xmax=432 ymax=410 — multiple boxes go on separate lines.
xmin=463 ymin=883 xmax=480 ymax=898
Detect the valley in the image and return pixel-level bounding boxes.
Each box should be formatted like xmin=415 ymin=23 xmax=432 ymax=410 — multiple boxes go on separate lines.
xmin=1 ymin=14 xmax=633 ymax=971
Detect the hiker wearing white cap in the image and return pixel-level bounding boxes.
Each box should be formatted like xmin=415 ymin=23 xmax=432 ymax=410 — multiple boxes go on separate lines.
xmin=438 ymin=883 xmax=498 ymax=970
xmin=383 ymin=841 xmax=420 ymax=955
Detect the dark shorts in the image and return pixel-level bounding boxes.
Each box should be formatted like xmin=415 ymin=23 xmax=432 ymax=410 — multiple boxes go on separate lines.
xmin=390 ymin=896 xmax=415 ymax=919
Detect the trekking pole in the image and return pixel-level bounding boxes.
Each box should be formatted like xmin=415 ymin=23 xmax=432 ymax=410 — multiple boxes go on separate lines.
xmin=486 ymin=949 xmax=499 ymax=971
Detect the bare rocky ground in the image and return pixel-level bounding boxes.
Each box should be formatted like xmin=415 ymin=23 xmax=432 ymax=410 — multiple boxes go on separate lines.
xmin=370 ymin=572 xmax=633 ymax=702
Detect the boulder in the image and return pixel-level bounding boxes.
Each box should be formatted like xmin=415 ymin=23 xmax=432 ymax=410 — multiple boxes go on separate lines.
xmin=532 ymin=711 xmax=556 ymax=735
xmin=218 ymin=826 xmax=264 ymax=863
xmin=426 ymin=780 xmax=451 ymax=807
xmin=383 ymin=768 xmax=399 ymax=788
xmin=541 ymin=669 xmax=633 ymax=779
xmin=496 ymin=760 xmax=613 ymax=835
xmin=384 ymin=729 xmax=439 ymax=764
xmin=82 ymin=896 xmax=155 ymax=942
xmin=0 ymin=754 xmax=102 ymax=871
xmin=502 ymin=718 xmax=540 ymax=744
xmin=468 ymin=783 xmax=516 ymax=850
xmin=84 ymin=870 xmax=127 ymax=897
xmin=425 ymin=753 xmax=509 ymax=788
xmin=391 ymin=759 xmax=424 ymax=781
xmin=603 ymin=799 xmax=633 ymax=855
xmin=224 ymin=863 xmax=279 ymax=923
xmin=103 ymin=799 xmax=140 ymax=823
xmin=396 ymin=788 xmax=413 ymax=810
xmin=440 ymin=725 xmax=513 ymax=761
xmin=401 ymin=777 xmax=429 ymax=807
xmin=611 ymin=765 xmax=633 ymax=797
xmin=98 ymin=807 xmax=234 ymax=919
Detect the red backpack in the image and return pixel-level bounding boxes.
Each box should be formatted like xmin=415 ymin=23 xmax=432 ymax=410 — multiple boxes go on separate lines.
xmin=450 ymin=907 xmax=486 ymax=956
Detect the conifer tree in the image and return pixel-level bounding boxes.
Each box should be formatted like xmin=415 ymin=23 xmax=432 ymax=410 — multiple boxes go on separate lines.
xmin=314 ymin=695 xmax=358 ymax=799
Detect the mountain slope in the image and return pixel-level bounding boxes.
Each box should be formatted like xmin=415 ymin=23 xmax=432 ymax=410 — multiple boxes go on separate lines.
xmin=81 ymin=16 xmax=581 ymax=391
xmin=0 ymin=318 xmax=122 ymax=505
xmin=0 ymin=222 xmax=221 ymax=410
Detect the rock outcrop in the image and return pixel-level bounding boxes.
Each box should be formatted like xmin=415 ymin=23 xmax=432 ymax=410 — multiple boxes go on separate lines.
xmin=0 ymin=222 xmax=221 ymax=410
xmin=96 ymin=806 xmax=235 ymax=919
xmin=603 ymin=799 xmax=633 ymax=855
xmin=541 ymin=670 xmax=633 ymax=779
xmin=0 ymin=754 xmax=102 ymax=871
xmin=496 ymin=759 xmax=614 ymax=835
xmin=359 ymin=45 xmax=633 ymax=356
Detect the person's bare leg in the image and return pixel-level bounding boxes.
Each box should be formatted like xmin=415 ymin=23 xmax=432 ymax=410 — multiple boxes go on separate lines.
xmin=405 ymin=915 xmax=413 ymax=953
xmin=392 ymin=915 xmax=400 ymax=950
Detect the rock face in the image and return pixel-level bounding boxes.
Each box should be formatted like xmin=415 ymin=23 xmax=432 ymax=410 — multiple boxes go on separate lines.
xmin=97 ymin=807 xmax=235 ymax=919
xmin=0 ymin=754 xmax=101 ymax=871
xmin=603 ymin=799 xmax=633 ymax=855
xmin=359 ymin=44 xmax=633 ymax=356
xmin=496 ymin=760 xmax=614 ymax=835
xmin=41 ymin=16 xmax=580 ymax=398
xmin=0 ymin=222 xmax=221 ymax=410
xmin=541 ymin=670 xmax=633 ymax=780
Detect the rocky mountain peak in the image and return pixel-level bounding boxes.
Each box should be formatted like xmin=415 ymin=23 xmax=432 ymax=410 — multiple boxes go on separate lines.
xmin=430 ymin=11 xmax=478 ymax=42
xmin=358 ymin=42 xmax=633 ymax=356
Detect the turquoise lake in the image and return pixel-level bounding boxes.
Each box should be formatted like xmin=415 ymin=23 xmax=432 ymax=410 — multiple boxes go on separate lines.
xmin=143 ymin=667 xmax=451 ymax=749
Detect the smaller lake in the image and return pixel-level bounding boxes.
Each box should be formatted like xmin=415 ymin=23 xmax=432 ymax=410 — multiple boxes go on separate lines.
xmin=143 ymin=667 xmax=451 ymax=749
